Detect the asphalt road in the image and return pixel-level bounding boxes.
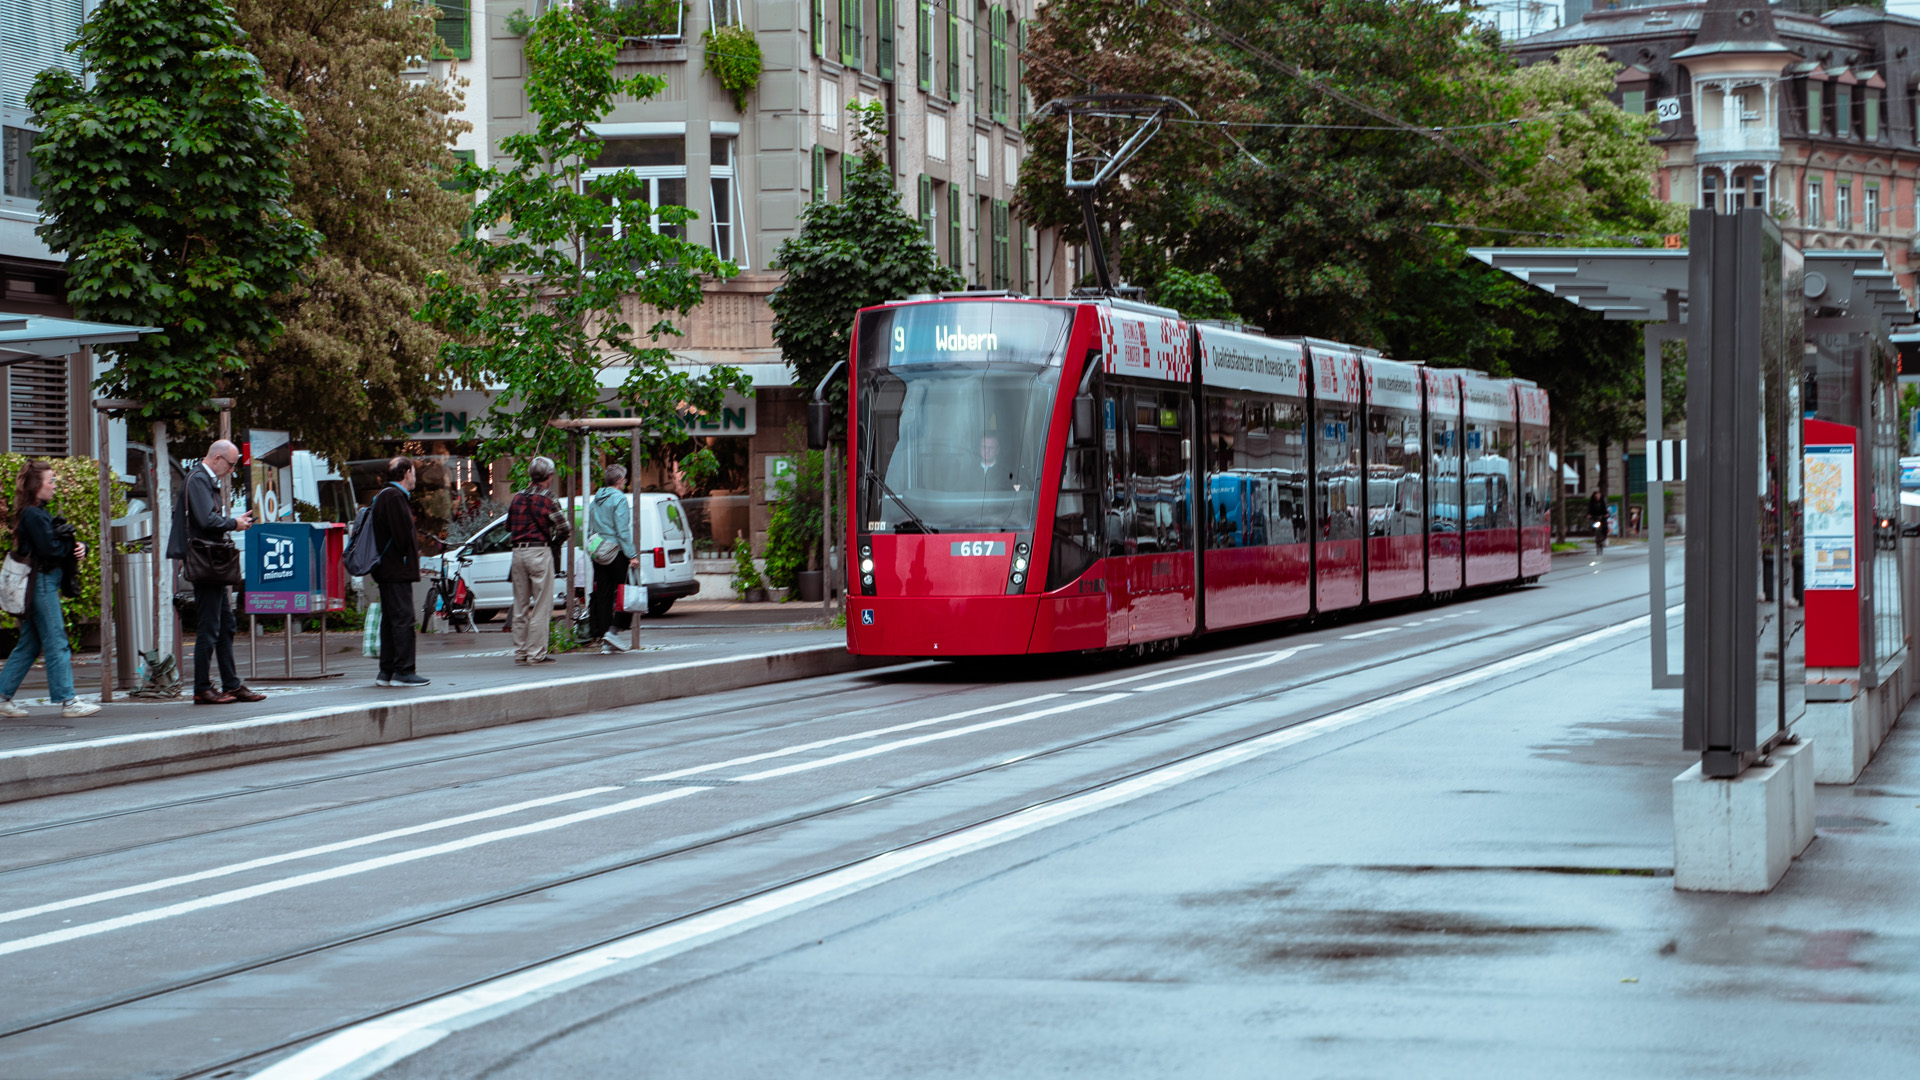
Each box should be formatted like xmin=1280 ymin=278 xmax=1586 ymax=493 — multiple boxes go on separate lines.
xmin=0 ymin=548 xmax=1708 ymax=1079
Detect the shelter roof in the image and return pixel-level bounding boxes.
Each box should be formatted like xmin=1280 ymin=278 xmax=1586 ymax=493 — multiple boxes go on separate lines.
xmin=0 ymin=312 xmax=158 ymax=366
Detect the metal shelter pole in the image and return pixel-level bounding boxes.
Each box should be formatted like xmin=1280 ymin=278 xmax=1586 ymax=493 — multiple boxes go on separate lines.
xmin=152 ymin=421 xmax=169 ymax=668
xmin=96 ymin=409 xmax=113 ymax=702
xmin=630 ymin=428 xmax=641 ymax=652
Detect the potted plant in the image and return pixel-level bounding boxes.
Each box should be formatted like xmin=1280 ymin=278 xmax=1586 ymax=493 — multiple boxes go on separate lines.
xmin=730 ymin=535 xmax=765 ymax=602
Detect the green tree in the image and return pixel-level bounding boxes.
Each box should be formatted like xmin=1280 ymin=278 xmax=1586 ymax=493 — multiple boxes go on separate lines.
xmin=1150 ymin=268 xmax=1240 ymax=321
xmin=420 ymin=0 xmax=746 ymax=483
xmin=29 ymin=0 xmax=321 ymax=424
xmin=769 ymin=102 xmax=961 ymax=439
xmin=227 ymin=0 xmax=473 ymax=464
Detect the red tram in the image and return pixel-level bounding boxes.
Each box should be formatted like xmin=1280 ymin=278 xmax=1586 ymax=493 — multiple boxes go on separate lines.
xmin=842 ymin=295 xmax=1551 ymax=657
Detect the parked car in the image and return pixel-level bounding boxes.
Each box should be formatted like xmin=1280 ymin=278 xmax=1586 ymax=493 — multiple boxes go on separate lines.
xmin=445 ymin=492 xmax=699 ymax=622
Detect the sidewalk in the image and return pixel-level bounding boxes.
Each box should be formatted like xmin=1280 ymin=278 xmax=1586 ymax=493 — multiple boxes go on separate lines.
xmin=0 ymin=600 xmax=873 ymax=804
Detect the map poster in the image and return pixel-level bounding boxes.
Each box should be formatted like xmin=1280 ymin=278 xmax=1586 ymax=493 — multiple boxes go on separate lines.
xmin=1804 ymin=444 xmax=1855 ymax=590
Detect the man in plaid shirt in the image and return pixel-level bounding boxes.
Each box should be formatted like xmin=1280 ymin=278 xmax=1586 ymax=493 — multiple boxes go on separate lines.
xmin=509 ymin=456 xmax=560 ymax=664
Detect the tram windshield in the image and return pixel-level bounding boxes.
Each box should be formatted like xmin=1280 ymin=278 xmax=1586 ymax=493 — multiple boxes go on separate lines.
xmin=856 ymin=302 xmax=1074 ymax=533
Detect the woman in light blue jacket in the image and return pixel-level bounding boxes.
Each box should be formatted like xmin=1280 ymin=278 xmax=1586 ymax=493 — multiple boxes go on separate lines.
xmin=586 ymin=465 xmax=641 ymax=652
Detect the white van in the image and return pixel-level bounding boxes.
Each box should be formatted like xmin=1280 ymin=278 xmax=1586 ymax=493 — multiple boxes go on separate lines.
xmin=442 ymin=492 xmax=699 ymax=621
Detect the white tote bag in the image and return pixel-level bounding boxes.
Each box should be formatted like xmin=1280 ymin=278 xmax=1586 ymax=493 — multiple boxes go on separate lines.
xmin=0 ymin=552 xmax=31 ymax=616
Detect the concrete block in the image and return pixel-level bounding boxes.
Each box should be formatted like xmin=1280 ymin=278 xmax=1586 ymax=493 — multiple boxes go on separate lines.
xmin=1673 ymin=738 xmax=1815 ymax=893
xmin=1801 ymin=698 xmax=1870 ymax=784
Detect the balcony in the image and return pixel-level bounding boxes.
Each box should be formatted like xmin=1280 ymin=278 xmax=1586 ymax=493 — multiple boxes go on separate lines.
xmin=1696 ymin=124 xmax=1780 ymax=161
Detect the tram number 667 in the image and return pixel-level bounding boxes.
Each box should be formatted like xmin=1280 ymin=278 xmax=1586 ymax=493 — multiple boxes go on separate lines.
xmin=950 ymin=541 xmax=1006 ymax=557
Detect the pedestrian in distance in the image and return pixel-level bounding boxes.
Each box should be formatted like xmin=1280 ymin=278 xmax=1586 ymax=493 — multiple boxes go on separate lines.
xmin=509 ymin=456 xmax=559 ymax=665
xmin=1587 ymin=489 xmax=1609 ymax=554
xmin=371 ymin=457 xmax=429 ymax=687
xmin=167 ymin=440 xmax=267 ymax=705
xmin=0 ymin=460 xmax=101 ymax=718
xmin=586 ymin=464 xmax=640 ymax=654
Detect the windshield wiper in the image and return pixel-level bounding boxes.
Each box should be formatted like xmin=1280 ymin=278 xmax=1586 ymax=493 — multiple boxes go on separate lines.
xmin=872 ymin=474 xmax=937 ymax=534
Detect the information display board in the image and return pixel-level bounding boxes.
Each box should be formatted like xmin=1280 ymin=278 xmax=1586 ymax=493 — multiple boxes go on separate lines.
xmin=1804 ymin=443 xmax=1857 ymax=590
xmin=244 ymin=522 xmax=347 ymax=615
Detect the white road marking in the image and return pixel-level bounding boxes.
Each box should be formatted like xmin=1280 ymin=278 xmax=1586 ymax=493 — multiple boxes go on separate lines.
xmin=730 ymin=695 xmax=1131 ymax=782
xmin=252 ymin=609 xmax=1665 ymax=1080
xmin=0 ymin=788 xmax=619 ymax=928
xmin=1127 ymin=646 xmax=1318 ymax=692
xmin=1339 ymin=627 xmax=1400 ymax=640
xmin=0 ymin=787 xmax=707 ymax=959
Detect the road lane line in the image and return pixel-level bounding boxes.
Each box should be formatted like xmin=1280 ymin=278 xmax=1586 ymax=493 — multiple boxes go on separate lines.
xmin=252 ymin=608 xmax=1665 ymax=1080
xmin=1127 ymin=646 xmax=1319 ymax=692
xmin=1076 ymin=650 xmax=1287 ymax=691
xmin=0 ymin=787 xmax=707 ymax=959
xmin=731 ymin=695 xmax=1132 ymax=782
xmin=1339 ymin=627 xmax=1400 ymax=639
xmin=634 ymin=694 xmax=1067 ymax=782
xmin=0 ymin=787 xmax=620 ymax=928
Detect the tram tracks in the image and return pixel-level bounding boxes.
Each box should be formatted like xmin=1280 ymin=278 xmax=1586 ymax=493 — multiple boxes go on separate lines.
xmin=0 ymin=579 xmax=1675 ymax=883
xmin=0 ymin=589 xmax=1673 ymax=1079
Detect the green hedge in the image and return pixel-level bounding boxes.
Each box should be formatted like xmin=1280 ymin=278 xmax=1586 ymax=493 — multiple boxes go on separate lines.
xmin=0 ymin=454 xmax=130 ymax=640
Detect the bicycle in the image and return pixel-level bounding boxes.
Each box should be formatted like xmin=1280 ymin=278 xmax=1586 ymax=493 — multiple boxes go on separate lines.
xmin=421 ymin=553 xmax=477 ymax=633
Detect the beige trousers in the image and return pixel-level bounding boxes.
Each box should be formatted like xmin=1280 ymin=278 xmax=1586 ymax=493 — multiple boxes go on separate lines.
xmin=510 ymin=545 xmax=555 ymax=661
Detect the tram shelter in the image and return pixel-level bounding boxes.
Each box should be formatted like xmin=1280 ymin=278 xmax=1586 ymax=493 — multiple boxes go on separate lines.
xmin=1472 ymin=209 xmax=1919 ymax=891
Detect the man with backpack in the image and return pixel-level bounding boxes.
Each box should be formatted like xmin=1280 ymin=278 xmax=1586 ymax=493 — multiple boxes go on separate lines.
xmin=585 ymin=464 xmax=641 ymax=654
xmin=369 ymin=457 xmax=428 ymax=687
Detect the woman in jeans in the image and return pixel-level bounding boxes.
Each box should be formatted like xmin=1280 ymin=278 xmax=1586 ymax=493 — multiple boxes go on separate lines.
xmin=0 ymin=460 xmax=101 ymax=718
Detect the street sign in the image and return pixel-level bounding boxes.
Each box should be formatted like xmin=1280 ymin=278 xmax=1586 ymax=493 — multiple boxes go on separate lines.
xmin=765 ymin=454 xmax=796 ymax=498
xmin=1656 ymin=97 xmax=1682 ymax=123
xmin=245 ymin=522 xmax=347 ymax=615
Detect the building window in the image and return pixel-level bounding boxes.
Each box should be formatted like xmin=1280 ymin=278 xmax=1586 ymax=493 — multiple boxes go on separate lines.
xmin=821 ymin=79 xmax=840 ymax=131
xmin=2 ymin=123 xmax=39 ymax=203
xmin=1838 ymin=181 xmax=1853 ymax=229
xmin=1866 ymin=180 xmax=1880 ymax=233
xmin=1807 ymin=83 xmax=1822 ymax=136
xmin=948 ymin=183 xmax=962 ymax=272
xmin=917 ymin=0 xmax=933 ymax=91
xmin=947 ymin=10 xmax=961 ymax=104
xmin=710 ymin=137 xmax=747 ymax=266
xmin=1702 ymin=171 xmax=1719 ymax=212
xmin=1621 ymin=90 xmax=1645 ymax=115
xmin=1806 ymin=179 xmax=1824 ymax=227
xmin=585 ymin=138 xmax=688 ymax=246
xmin=976 ymin=131 xmax=990 ymax=179
xmin=1866 ymin=91 xmax=1881 ymax=140
xmin=918 ymin=174 xmax=934 ymax=242
xmin=928 ymin=111 xmax=946 ymax=160
xmin=1837 ymin=85 xmax=1853 ymax=138
xmin=709 ymin=0 xmax=740 ymax=28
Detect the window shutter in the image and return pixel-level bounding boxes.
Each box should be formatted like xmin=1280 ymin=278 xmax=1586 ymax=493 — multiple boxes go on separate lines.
xmin=814 ymin=0 xmax=827 ymax=57
xmin=918 ymin=0 xmax=932 ymax=91
xmin=878 ymin=0 xmax=894 ymax=80
xmin=434 ymin=1 xmax=471 ymax=61
xmin=841 ymin=0 xmax=860 ymax=68
xmin=948 ymin=185 xmax=962 ymax=271
xmin=812 ymin=145 xmax=827 ymax=202
xmin=947 ymin=11 xmax=961 ymax=104
xmin=919 ymin=175 xmax=934 ymax=241
xmin=989 ymin=7 xmax=1007 ymax=124
xmin=8 ymin=358 xmax=69 ymax=457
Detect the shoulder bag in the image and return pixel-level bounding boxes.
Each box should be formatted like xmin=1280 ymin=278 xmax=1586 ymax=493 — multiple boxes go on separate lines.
xmin=584 ymin=493 xmax=622 ymax=565
xmin=184 ymin=536 xmax=244 ymax=588
xmin=0 ymin=551 xmax=31 ymax=615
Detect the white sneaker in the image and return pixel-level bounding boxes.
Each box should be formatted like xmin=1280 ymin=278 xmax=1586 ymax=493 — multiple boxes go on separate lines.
xmin=602 ymin=635 xmax=628 ymax=652
xmin=600 ymin=642 xmax=614 ymax=655
xmin=0 ymin=699 xmax=26 ymax=718
xmin=61 ymin=700 xmax=101 ymax=718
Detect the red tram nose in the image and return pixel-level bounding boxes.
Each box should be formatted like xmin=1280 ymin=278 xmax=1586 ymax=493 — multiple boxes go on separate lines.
xmin=848 ymin=533 xmax=1042 ymax=656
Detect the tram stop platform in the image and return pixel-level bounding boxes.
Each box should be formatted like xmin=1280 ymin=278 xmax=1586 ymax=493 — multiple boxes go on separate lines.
xmin=0 ymin=601 xmax=870 ymax=805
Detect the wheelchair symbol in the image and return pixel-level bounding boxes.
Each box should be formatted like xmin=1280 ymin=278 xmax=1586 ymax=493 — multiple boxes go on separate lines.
xmin=860 ymin=609 xmax=874 ymax=625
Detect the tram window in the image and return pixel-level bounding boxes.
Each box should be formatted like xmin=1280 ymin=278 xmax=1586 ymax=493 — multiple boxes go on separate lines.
xmin=1520 ymin=426 xmax=1551 ymax=531
xmin=1365 ymin=407 xmax=1424 ymax=538
xmin=1205 ymin=392 xmax=1307 ymax=548
xmin=1429 ymin=412 xmax=1461 ymax=534
xmin=1465 ymin=420 xmax=1515 ymax=531
xmin=1316 ymin=403 xmax=1361 ymax=540
xmin=1129 ymin=387 xmax=1191 ymax=554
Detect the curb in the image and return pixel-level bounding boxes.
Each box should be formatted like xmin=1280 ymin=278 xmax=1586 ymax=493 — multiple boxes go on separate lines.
xmin=0 ymin=644 xmax=883 ymax=806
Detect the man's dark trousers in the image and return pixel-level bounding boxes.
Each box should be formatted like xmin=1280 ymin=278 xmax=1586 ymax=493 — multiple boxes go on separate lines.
xmin=193 ymin=582 xmax=241 ymax=695
xmin=379 ymin=580 xmax=416 ymax=679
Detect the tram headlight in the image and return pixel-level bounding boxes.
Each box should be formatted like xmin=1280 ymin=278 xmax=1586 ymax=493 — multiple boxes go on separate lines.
xmin=861 ymin=574 xmax=874 ymax=587
xmin=1016 ymin=542 xmax=1029 ymax=556
xmin=861 ymin=544 xmax=872 ymax=558
xmin=860 ymin=558 xmax=874 ymax=574
xmin=1013 ymin=556 xmax=1028 ymax=572
xmin=1011 ymin=572 xmax=1025 ymax=585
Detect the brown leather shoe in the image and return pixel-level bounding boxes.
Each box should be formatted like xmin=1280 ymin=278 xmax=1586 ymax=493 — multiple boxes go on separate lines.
xmin=226 ymin=686 xmax=267 ymax=703
xmin=194 ymin=690 xmax=236 ymax=705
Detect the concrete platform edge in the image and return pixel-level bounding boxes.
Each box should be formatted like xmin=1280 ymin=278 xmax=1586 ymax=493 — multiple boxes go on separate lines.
xmin=0 ymin=644 xmax=884 ymax=805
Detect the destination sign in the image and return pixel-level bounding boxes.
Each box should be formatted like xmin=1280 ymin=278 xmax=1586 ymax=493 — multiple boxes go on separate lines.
xmin=860 ymin=301 xmax=1074 ymax=368
xmin=1196 ymin=325 xmax=1305 ymax=398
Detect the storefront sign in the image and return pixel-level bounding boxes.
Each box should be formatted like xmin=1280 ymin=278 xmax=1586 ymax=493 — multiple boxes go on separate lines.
xmin=1805 ymin=443 xmax=1856 ymax=590
xmin=765 ymin=454 xmax=795 ymax=497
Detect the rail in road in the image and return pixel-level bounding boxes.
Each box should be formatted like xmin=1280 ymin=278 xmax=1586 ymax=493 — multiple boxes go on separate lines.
xmin=0 ymin=549 xmax=1679 ymax=1080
